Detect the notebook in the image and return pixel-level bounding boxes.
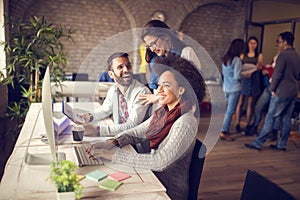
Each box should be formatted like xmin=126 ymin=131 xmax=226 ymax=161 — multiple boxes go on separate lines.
xmin=241 ymin=63 xmax=257 ymax=75
xmin=108 ymin=171 xmax=131 ymax=182
xmin=86 ymin=170 xmax=108 ymax=182
xmin=99 ymin=179 xmax=123 ymax=191
xmin=76 ymin=174 xmax=85 ymax=182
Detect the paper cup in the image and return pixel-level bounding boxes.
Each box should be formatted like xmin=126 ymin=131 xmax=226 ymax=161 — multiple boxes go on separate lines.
xmin=72 ymin=125 xmax=84 ymax=141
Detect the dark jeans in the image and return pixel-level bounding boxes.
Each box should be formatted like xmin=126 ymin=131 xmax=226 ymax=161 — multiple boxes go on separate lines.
xmin=253 ymin=87 xmax=281 ymax=130
xmin=253 ymin=95 xmax=295 ymax=149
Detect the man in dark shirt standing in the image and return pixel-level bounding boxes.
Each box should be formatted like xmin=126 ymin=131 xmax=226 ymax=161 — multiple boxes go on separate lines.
xmin=245 ymin=31 xmax=300 ymax=151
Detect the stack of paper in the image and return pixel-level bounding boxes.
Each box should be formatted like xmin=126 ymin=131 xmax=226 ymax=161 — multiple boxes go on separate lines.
xmin=53 ymin=111 xmax=71 ymax=135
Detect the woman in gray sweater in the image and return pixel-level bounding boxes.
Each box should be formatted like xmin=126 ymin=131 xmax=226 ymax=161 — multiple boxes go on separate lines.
xmin=89 ymin=55 xmax=206 ymax=200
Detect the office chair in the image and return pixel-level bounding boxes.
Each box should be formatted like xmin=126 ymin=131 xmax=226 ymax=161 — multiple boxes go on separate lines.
xmin=72 ymin=73 xmax=88 ymax=81
xmin=71 ymin=73 xmax=89 ymax=102
xmin=240 ymin=169 xmax=296 ymax=200
xmin=188 ymin=139 xmax=206 ymax=200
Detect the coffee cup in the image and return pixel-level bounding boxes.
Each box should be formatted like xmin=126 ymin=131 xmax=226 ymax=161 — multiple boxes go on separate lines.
xmin=72 ymin=125 xmax=84 ymax=142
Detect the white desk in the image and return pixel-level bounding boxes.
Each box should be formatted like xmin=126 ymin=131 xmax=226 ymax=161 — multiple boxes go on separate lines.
xmin=0 ymin=103 xmax=170 ymax=200
xmin=51 ymin=81 xmax=114 ymax=101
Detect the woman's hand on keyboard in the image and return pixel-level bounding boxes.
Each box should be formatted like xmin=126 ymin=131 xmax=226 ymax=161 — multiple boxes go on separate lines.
xmin=90 ymin=148 xmax=116 ymax=161
xmin=88 ymin=141 xmax=116 ymax=152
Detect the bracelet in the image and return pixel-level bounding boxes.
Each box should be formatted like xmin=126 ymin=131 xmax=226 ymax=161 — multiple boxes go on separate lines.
xmin=88 ymin=113 xmax=93 ymax=122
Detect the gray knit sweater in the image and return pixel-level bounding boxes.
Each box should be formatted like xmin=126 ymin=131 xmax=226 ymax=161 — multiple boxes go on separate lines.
xmin=112 ymin=110 xmax=198 ymax=199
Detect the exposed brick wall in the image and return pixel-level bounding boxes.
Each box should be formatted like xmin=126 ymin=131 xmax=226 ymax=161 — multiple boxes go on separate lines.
xmin=7 ymin=0 xmax=247 ymax=81
xmin=21 ymin=0 xmax=131 ymax=80
xmin=180 ymin=2 xmax=245 ymax=78
xmin=8 ymin=0 xmax=33 ymax=19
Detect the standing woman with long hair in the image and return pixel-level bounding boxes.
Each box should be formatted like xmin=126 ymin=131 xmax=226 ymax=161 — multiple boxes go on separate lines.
xmin=220 ymin=38 xmax=247 ymax=141
xmin=138 ymin=20 xmax=201 ymax=106
xmin=235 ymin=36 xmax=263 ymax=135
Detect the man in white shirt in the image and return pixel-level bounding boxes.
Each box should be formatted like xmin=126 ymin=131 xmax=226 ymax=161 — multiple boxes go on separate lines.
xmin=81 ymin=52 xmax=152 ymax=136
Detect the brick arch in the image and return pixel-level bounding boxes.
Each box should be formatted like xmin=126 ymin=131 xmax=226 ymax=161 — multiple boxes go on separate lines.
xmin=180 ymin=3 xmax=245 ymax=71
xmin=114 ymin=0 xmax=136 ymax=28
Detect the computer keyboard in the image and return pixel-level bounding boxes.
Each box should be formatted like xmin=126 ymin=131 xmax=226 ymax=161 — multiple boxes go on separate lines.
xmin=73 ymin=146 xmax=103 ymax=167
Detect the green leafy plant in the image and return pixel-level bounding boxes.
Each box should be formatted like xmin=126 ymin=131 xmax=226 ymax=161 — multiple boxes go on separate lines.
xmin=0 ymin=16 xmax=74 ymax=136
xmin=48 ymin=160 xmax=83 ymax=199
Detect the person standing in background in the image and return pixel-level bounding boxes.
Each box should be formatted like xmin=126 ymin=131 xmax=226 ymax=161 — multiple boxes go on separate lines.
xmin=245 ymin=31 xmax=300 ymax=151
xmin=248 ymin=46 xmax=283 ymax=139
xmin=138 ymin=20 xmax=201 ymax=106
xmin=235 ymin=36 xmax=263 ymax=135
xmin=220 ymin=38 xmax=247 ymax=141
xmin=139 ymin=43 xmax=147 ymax=74
xmin=141 ymin=20 xmax=171 ymax=92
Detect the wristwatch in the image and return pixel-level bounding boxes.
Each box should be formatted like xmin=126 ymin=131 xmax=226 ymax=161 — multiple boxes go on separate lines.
xmin=107 ymin=138 xmax=120 ymax=147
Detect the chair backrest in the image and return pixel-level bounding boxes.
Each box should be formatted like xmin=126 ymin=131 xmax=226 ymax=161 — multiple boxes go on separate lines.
xmin=240 ymin=169 xmax=295 ymax=200
xmin=188 ymin=139 xmax=206 ymax=200
xmin=72 ymin=73 xmax=88 ymax=81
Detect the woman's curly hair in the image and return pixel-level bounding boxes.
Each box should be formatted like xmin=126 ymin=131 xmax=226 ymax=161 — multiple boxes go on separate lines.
xmin=154 ymin=54 xmax=206 ymax=117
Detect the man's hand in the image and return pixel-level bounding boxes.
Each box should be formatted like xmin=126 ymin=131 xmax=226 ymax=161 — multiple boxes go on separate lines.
xmin=82 ymin=124 xmax=99 ymax=136
xmin=271 ymin=91 xmax=276 ymax=96
xmin=78 ymin=113 xmax=91 ymax=123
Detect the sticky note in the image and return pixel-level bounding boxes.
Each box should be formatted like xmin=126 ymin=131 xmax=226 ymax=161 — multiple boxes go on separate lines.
xmin=99 ymin=179 xmax=123 ymax=191
xmin=86 ymin=170 xmax=108 ymax=182
xmin=108 ymin=171 xmax=131 ymax=182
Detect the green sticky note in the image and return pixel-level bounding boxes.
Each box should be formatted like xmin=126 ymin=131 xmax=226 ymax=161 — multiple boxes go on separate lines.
xmin=86 ymin=170 xmax=108 ymax=182
xmin=99 ymin=179 xmax=123 ymax=191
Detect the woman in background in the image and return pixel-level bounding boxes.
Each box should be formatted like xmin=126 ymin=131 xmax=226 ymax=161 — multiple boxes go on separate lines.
xmin=141 ymin=20 xmax=171 ymax=91
xmin=235 ymin=36 xmax=263 ymax=135
xmin=138 ymin=20 xmax=201 ymax=106
xmin=220 ymin=38 xmax=247 ymax=141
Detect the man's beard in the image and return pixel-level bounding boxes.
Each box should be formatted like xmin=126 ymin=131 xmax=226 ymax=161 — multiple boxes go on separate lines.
xmin=116 ymin=71 xmax=133 ymax=87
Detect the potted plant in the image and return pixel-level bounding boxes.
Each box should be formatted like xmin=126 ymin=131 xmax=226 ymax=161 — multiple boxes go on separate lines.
xmin=0 ymin=16 xmax=74 ymax=137
xmin=48 ymin=160 xmax=83 ymax=200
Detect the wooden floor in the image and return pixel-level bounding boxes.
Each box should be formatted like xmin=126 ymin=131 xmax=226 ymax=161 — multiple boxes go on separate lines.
xmin=196 ymin=113 xmax=300 ymax=200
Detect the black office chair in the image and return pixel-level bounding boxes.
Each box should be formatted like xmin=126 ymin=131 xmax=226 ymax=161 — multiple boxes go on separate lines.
xmin=188 ymin=139 xmax=206 ymax=200
xmin=72 ymin=73 xmax=88 ymax=81
xmin=240 ymin=169 xmax=296 ymax=200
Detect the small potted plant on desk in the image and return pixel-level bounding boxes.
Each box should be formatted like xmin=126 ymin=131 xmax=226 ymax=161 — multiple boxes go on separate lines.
xmin=48 ymin=160 xmax=83 ymax=200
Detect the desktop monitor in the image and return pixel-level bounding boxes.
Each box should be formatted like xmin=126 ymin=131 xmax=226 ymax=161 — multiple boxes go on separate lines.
xmin=25 ymin=65 xmax=66 ymax=165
